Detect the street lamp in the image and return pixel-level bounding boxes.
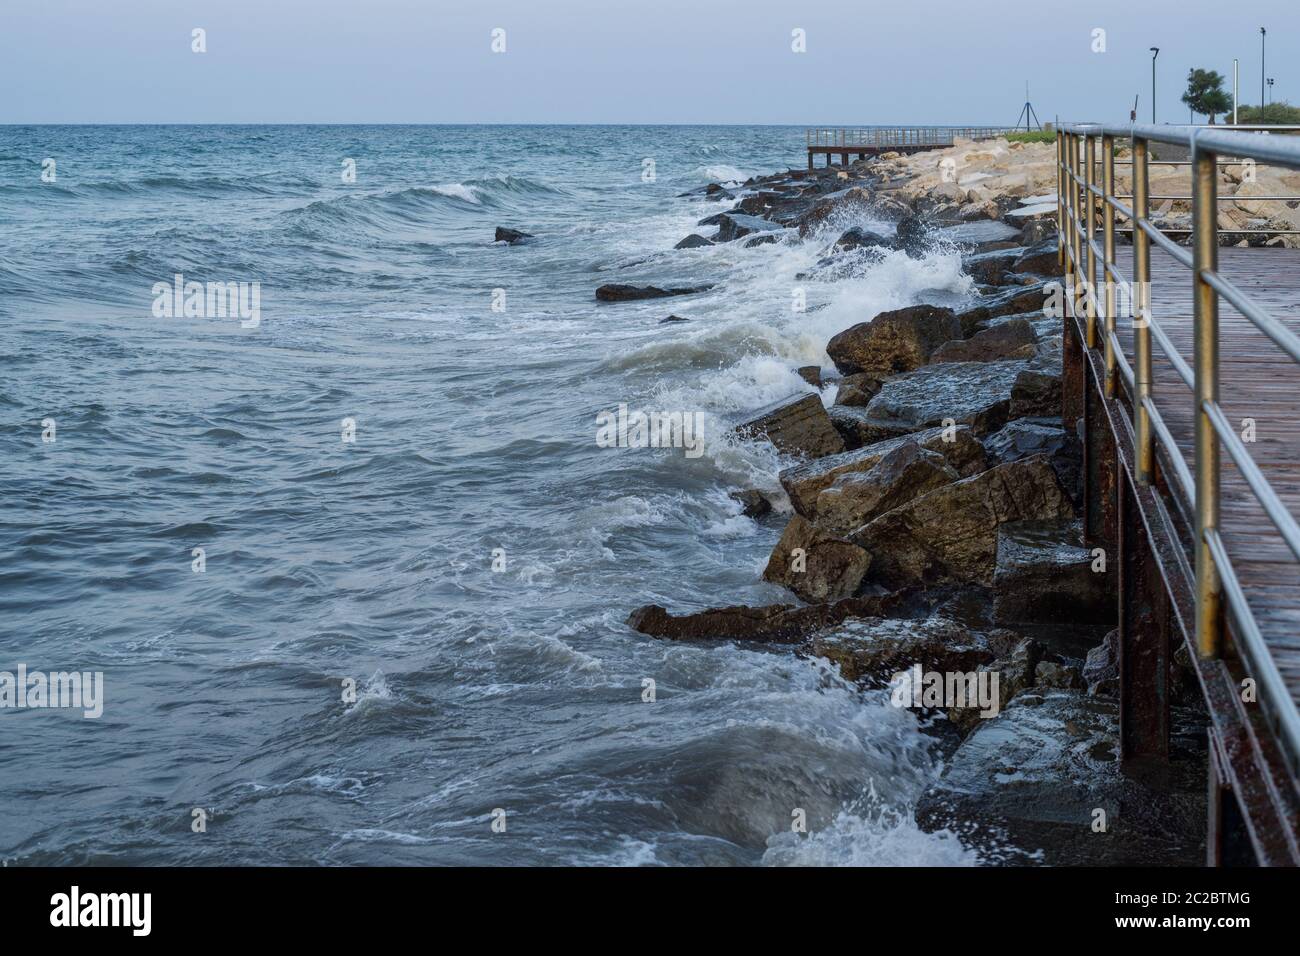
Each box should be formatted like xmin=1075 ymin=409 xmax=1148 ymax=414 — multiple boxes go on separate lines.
xmin=1150 ymin=47 xmax=1160 ymax=123
xmin=1261 ymin=27 xmax=1267 ymax=109
xmin=1268 ymin=77 xmax=1275 ymax=104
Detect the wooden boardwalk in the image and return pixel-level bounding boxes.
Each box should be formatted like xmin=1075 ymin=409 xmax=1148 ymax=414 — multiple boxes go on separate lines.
xmin=1116 ymin=247 xmax=1300 ymax=703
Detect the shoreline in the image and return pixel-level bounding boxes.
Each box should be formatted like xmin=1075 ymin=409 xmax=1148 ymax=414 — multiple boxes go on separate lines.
xmin=624 ymin=137 xmax=1209 ymax=865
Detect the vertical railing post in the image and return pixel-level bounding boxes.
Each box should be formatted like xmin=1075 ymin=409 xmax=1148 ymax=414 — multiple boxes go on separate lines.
xmin=1103 ymin=133 xmax=1117 ymax=396
xmin=1057 ymin=131 xmax=1066 ymax=270
xmin=1133 ymin=136 xmax=1155 ymax=485
xmin=1084 ymin=133 xmax=1098 ymax=349
xmin=1071 ymin=134 xmax=1085 ymax=327
xmin=1192 ymin=138 xmax=1222 ymax=660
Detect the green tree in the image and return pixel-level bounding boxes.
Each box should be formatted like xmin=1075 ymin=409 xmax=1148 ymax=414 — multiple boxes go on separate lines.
xmin=1233 ymin=102 xmax=1300 ymax=125
xmin=1181 ymin=68 xmax=1233 ymax=124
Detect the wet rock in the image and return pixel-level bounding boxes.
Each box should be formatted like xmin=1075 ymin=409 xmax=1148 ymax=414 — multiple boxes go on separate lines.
xmin=930 ymin=318 xmax=1038 ymax=364
xmin=659 ymin=314 xmax=690 ymax=324
xmin=834 ymin=226 xmax=895 ymax=252
xmin=832 ymin=372 xmax=884 ymax=407
xmin=596 ymin=283 xmax=713 ymax=302
xmin=495 ymin=227 xmax=535 ymax=244
xmin=983 ymin=418 xmax=1068 ymax=463
xmin=743 ymin=232 xmax=782 ymax=248
xmin=826 ymin=404 xmax=908 ymax=450
xmin=674 ymin=234 xmax=715 ymax=250
xmin=715 ymin=212 xmax=784 ymax=243
xmin=810 ymin=617 xmax=997 ymax=686
xmin=734 ymin=394 xmax=845 ymax=459
xmin=1009 ymin=353 xmax=1063 ymax=418
xmin=626 ymin=591 xmax=908 ymax=644
xmin=1012 ymin=240 xmax=1063 ymax=277
xmin=860 ymin=359 xmax=1028 ymax=437
xmin=992 ymin=520 xmax=1114 ymax=626
xmin=1020 ymin=219 xmax=1057 ymax=246
xmin=917 ymin=690 xmax=1207 ymax=866
xmin=796 ymin=365 xmax=823 ymax=388
xmin=894 ymin=214 xmax=930 ymax=255
xmin=850 ymin=457 xmax=1074 ymax=588
xmin=1083 ymin=628 xmax=1120 ymax=696
xmin=954 ymin=280 xmax=1051 ymax=335
xmin=826 ymin=305 xmax=963 ymax=377
xmin=962 ymin=247 xmax=1023 ymax=285
xmin=763 ymin=514 xmax=873 ymax=603
xmin=815 ymin=442 xmax=959 ymax=536
xmin=779 ymin=424 xmax=987 ymax=518
xmin=729 ymin=489 xmax=772 ymax=518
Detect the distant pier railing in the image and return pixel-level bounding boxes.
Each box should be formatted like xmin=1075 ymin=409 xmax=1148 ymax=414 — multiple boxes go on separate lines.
xmin=805 ymin=126 xmax=1015 ymax=168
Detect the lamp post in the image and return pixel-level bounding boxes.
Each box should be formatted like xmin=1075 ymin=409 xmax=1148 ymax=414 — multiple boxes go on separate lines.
xmin=1261 ymin=27 xmax=1266 ymax=109
xmin=1150 ymin=47 xmax=1160 ymax=123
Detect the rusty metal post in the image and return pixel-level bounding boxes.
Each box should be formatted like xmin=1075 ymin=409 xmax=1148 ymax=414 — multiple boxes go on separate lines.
xmin=1133 ymin=136 xmax=1155 ymax=485
xmin=1103 ymin=133 xmax=1117 ymax=397
xmin=1192 ymin=138 xmax=1222 ymax=660
xmin=1057 ymin=130 xmax=1065 ymax=270
xmin=1084 ymin=133 xmax=1098 ymax=349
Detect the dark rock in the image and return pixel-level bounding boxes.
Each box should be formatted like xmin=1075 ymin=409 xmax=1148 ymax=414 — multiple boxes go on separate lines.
xmin=860 ymin=360 xmax=1028 ymax=437
xmin=743 ymin=232 xmax=782 ymax=248
xmin=834 ymin=226 xmax=895 ymax=252
xmin=1020 ymin=219 xmax=1057 ymax=246
xmin=1010 ymin=354 xmax=1063 ymax=419
xmin=832 ymin=372 xmax=884 ymax=407
xmin=983 ymin=418 xmax=1068 ymax=464
xmin=795 ymin=365 xmax=823 ymax=388
xmin=826 ymin=305 xmax=962 ymax=377
xmin=495 ymin=227 xmax=534 ymax=244
xmin=715 ymin=213 xmax=784 ymax=243
xmin=811 ymin=617 xmax=998 ymax=686
xmin=762 ymin=514 xmax=873 ymax=603
xmin=815 ymin=442 xmax=959 ymax=536
xmin=733 ymin=394 xmax=845 ymax=459
xmin=894 ymin=214 xmax=930 ymax=255
xmin=1084 ymin=628 xmax=1120 ymax=696
xmin=595 ymin=283 xmax=712 ymax=302
xmin=930 ymin=318 xmax=1038 ymax=364
xmin=1013 ymin=240 xmax=1063 ymax=277
xmin=729 ymin=489 xmax=772 ymax=518
xmin=954 ymin=280 xmax=1052 ymax=335
xmin=674 ymin=234 xmax=714 ymax=250
xmin=659 ymin=314 xmax=690 ymax=324
xmin=850 ymin=457 xmax=1075 ymax=587
xmin=962 ymin=246 xmax=1023 ymax=285
xmin=992 ymin=520 xmax=1114 ymax=626
xmin=826 ymin=404 xmax=908 ymax=450
xmin=780 ymin=424 xmax=987 ymax=518
xmin=625 ymin=591 xmax=908 ymax=644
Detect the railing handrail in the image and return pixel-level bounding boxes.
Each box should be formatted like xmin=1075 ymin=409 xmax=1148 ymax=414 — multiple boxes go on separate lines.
xmin=1056 ymin=122 xmax=1300 ymax=770
xmin=805 ymin=126 xmax=1015 ymax=147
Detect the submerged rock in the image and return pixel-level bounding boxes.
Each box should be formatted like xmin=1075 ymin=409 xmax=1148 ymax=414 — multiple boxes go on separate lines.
xmin=494 ymin=227 xmax=535 ymax=244
xmin=850 ymin=457 xmax=1075 ymax=588
xmin=763 ymin=514 xmax=873 ymax=603
xmin=625 ymin=591 xmax=908 ymax=644
xmin=674 ymin=233 xmax=715 ymax=250
xmin=595 ymin=283 xmax=713 ymax=302
xmin=779 ymin=424 xmax=987 ymax=518
xmin=734 ymin=394 xmax=845 ymax=459
xmin=826 ymin=304 xmax=962 ymax=377
xmin=659 ymin=314 xmax=690 ymax=324
xmin=834 ymin=226 xmax=895 ymax=252
xmin=729 ymin=489 xmax=772 ymax=518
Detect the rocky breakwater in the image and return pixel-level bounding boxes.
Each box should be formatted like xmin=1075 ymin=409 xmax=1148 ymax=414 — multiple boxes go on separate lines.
xmin=626 ymin=137 xmax=1208 ymax=864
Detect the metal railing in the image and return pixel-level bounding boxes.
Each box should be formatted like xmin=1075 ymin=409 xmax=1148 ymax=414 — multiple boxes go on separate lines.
xmin=806 ymin=127 xmax=1013 ymax=149
xmin=1057 ymin=122 xmax=1300 ymax=767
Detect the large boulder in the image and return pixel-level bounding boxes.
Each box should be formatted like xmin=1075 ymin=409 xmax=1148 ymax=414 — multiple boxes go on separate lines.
xmin=849 ymin=457 xmax=1075 ymax=587
xmin=815 ymin=442 xmax=959 ymax=536
xmin=859 ymin=360 xmax=1028 ymax=437
xmin=834 ymin=226 xmax=895 ymax=252
xmin=715 ymin=212 xmax=784 ymax=242
xmin=1012 ymin=240 xmax=1063 ymax=277
xmin=779 ymin=424 xmax=987 ymax=518
xmin=625 ymin=592 xmax=907 ymax=644
xmin=596 ymin=283 xmax=712 ymax=302
xmin=734 ymin=394 xmax=845 ymax=459
xmin=929 ymin=318 xmax=1038 ymax=364
xmin=762 ymin=514 xmax=873 ymax=603
xmin=674 ymin=233 xmax=714 ymax=250
xmin=953 ymin=280 xmax=1051 ymax=335
xmin=826 ymin=404 xmax=908 ymax=449
xmin=825 ymin=305 xmax=963 ymax=377
xmin=991 ymin=520 xmax=1115 ymax=626
xmin=962 ymin=246 xmax=1023 ymax=286
xmin=832 ymin=372 xmax=884 ymax=407
xmin=1010 ymin=353 xmax=1063 ymax=419
xmin=983 ymin=418 xmax=1068 ymax=464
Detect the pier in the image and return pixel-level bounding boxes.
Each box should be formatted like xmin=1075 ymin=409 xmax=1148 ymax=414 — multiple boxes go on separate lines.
xmin=1058 ymin=123 xmax=1300 ymax=865
xmin=806 ymin=126 xmax=1011 ymax=168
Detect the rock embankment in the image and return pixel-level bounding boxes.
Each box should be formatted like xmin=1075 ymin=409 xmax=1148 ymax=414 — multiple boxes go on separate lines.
xmin=625 ymin=136 xmax=1208 ymax=864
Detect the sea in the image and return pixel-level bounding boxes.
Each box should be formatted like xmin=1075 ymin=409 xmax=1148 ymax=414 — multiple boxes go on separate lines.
xmin=0 ymin=124 xmax=982 ymax=865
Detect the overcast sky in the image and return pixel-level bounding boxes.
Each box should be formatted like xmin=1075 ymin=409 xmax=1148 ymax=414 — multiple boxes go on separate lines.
xmin=1 ymin=0 xmax=1291 ymax=124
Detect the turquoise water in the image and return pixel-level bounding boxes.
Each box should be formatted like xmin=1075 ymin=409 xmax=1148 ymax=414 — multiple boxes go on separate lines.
xmin=0 ymin=125 xmax=978 ymax=865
